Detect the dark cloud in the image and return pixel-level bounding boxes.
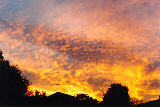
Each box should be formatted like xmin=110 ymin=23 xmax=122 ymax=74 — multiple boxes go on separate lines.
xmin=143 ymin=79 xmax=160 ymax=90
xmin=22 ymin=70 xmax=40 ymax=84
xmin=148 ymin=79 xmax=160 ymax=90
xmin=144 ymin=61 xmax=160 ymax=72
xmin=9 ymin=29 xmax=141 ymax=64
xmin=87 ymin=77 xmax=107 ymax=87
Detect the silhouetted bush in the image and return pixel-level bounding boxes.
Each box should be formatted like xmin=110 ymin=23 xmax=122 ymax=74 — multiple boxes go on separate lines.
xmin=102 ymin=83 xmax=131 ymax=106
xmin=0 ymin=50 xmax=31 ymax=104
xmin=47 ymin=92 xmax=75 ymax=106
xmin=25 ymin=90 xmax=47 ymax=105
xmin=136 ymin=99 xmax=160 ymax=107
xmin=131 ymin=98 xmax=143 ymax=106
xmin=75 ymin=94 xmax=98 ymax=105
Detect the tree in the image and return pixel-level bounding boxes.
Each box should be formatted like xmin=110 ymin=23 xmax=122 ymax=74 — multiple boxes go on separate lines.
xmin=130 ymin=97 xmax=143 ymax=106
xmin=102 ymin=83 xmax=131 ymax=106
xmin=75 ymin=94 xmax=98 ymax=105
xmin=0 ymin=50 xmax=31 ymax=104
xmin=48 ymin=92 xmax=75 ymax=105
xmin=25 ymin=90 xmax=47 ymax=105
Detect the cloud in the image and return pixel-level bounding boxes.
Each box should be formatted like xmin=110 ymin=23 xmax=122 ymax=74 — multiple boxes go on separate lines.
xmin=22 ymin=70 xmax=40 ymax=84
xmin=87 ymin=77 xmax=107 ymax=88
xmin=0 ymin=0 xmax=160 ymax=102
xmin=144 ymin=61 xmax=160 ymax=73
xmin=143 ymin=79 xmax=160 ymax=90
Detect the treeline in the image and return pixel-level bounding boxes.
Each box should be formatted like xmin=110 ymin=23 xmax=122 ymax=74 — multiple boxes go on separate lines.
xmin=0 ymin=50 xmax=143 ymax=106
xmin=23 ymin=91 xmax=99 ymax=106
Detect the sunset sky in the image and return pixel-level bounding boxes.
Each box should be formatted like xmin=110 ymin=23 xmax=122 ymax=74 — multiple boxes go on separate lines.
xmin=0 ymin=0 xmax=160 ymax=102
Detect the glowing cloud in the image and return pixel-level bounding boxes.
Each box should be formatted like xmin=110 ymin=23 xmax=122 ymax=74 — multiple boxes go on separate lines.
xmin=0 ymin=0 xmax=160 ymax=101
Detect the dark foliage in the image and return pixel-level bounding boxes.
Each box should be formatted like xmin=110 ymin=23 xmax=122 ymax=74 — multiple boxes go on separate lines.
xmin=102 ymin=83 xmax=131 ymax=106
xmin=75 ymin=94 xmax=98 ymax=105
xmin=136 ymin=99 xmax=160 ymax=107
xmin=25 ymin=92 xmax=98 ymax=106
xmin=0 ymin=50 xmax=31 ymax=104
xmin=47 ymin=92 xmax=75 ymax=106
xmin=131 ymin=98 xmax=143 ymax=106
xmin=24 ymin=90 xmax=48 ymax=105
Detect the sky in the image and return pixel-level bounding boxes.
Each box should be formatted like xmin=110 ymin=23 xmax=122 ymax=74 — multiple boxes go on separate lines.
xmin=0 ymin=0 xmax=160 ymax=102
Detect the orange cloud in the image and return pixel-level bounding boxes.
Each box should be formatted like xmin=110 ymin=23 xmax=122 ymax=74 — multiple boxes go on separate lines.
xmin=0 ymin=0 xmax=160 ymax=102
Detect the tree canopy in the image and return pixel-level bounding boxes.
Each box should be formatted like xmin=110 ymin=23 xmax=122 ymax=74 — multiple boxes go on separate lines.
xmin=102 ymin=83 xmax=131 ymax=106
xmin=0 ymin=50 xmax=31 ymax=104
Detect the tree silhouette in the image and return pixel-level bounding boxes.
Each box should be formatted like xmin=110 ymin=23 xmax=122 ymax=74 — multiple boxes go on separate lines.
xmin=0 ymin=50 xmax=31 ymax=104
xmin=25 ymin=90 xmax=47 ymax=105
xmin=75 ymin=94 xmax=98 ymax=105
xmin=47 ymin=92 xmax=75 ymax=106
xmin=102 ymin=83 xmax=131 ymax=106
xmin=130 ymin=97 xmax=143 ymax=106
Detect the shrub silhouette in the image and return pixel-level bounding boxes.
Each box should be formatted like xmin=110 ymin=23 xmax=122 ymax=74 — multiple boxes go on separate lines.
xmin=25 ymin=90 xmax=47 ymax=105
xmin=102 ymin=83 xmax=131 ymax=106
xmin=75 ymin=94 xmax=98 ymax=105
xmin=47 ymin=92 xmax=75 ymax=106
xmin=0 ymin=50 xmax=31 ymax=104
xmin=131 ymin=97 xmax=143 ymax=106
